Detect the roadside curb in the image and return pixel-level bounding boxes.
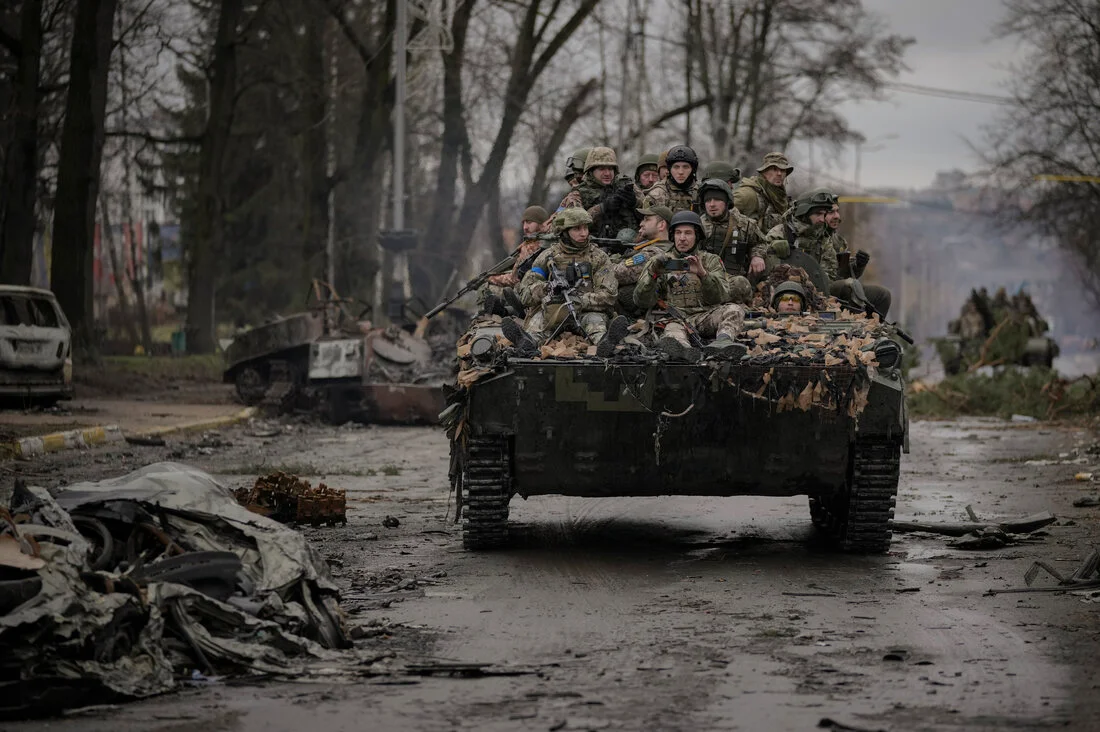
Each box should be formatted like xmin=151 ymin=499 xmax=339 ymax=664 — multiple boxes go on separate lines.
xmin=133 ymin=406 xmax=257 ymax=440
xmin=0 ymin=406 xmax=256 ymax=460
xmin=2 ymin=424 xmax=125 ymax=459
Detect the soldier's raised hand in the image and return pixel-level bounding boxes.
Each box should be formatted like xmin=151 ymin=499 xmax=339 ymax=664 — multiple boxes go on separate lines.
xmin=686 ymin=255 xmax=705 ymax=277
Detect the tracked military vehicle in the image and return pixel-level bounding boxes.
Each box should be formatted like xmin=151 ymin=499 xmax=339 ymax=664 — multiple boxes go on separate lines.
xmin=440 ymin=260 xmax=908 ymax=554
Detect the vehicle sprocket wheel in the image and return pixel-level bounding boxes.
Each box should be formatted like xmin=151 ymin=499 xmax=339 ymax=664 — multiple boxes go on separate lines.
xmin=234 ymin=366 xmax=270 ymax=405
xmin=462 ymin=435 xmax=512 ymax=550
xmin=819 ymin=441 xmax=899 ymax=554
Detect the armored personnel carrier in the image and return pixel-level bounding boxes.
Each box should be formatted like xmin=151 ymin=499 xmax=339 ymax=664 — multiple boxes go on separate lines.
xmin=441 ymin=271 xmax=908 ymax=554
xmin=937 ymin=288 xmax=1058 ymax=375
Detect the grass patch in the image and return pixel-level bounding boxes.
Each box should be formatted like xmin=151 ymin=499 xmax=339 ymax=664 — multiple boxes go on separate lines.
xmin=102 ymin=354 xmax=225 ymax=381
xmin=380 ymin=464 xmax=402 ymax=476
xmin=909 ymin=368 xmax=1100 ymax=420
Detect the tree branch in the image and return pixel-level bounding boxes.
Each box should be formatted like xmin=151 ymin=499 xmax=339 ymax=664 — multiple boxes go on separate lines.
xmin=105 ymin=129 xmax=202 ymax=145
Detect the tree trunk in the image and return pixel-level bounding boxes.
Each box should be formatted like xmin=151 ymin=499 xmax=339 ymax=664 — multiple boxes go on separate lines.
xmin=127 ymin=219 xmax=153 ymax=351
xmin=50 ymin=0 xmax=117 ymax=357
xmin=423 ymin=0 xmax=475 ymax=250
xmin=527 ymin=78 xmax=597 ymax=208
xmin=0 ymin=0 xmax=43 ymax=286
xmin=302 ymin=0 xmax=328 ymax=289
xmin=185 ymin=0 xmax=242 ymax=354
xmin=98 ymin=195 xmax=139 ymax=346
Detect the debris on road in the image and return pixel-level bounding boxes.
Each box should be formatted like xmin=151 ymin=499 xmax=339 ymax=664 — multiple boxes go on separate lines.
xmin=1076 ymin=472 xmax=1094 ymax=482
xmin=947 ymin=527 xmax=1012 ymax=550
xmin=1073 ymin=496 xmax=1100 ymax=508
xmin=233 ymin=471 xmax=347 ymax=526
xmin=382 ymin=515 xmax=401 ymax=528
xmin=986 ymin=548 xmax=1100 ymax=595
xmin=890 ymin=509 xmax=1056 ymax=537
xmin=1 ymin=463 xmax=353 ymax=718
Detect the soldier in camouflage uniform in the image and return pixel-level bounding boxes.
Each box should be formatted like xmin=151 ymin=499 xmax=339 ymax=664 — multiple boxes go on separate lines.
xmin=818 ymin=191 xmax=893 ymax=316
xmin=487 ymin=206 xmax=551 ymax=290
xmin=643 ymin=145 xmax=700 ymax=213
xmin=634 ymin=153 xmax=660 ymax=193
xmin=611 ymin=204 xmax=674 ymax=316
xmin=700 ymin=160 xmax=741 ymax=189
xmin=553 ymin=147 xmax=593 ymax=217
xmin=634 ymin=210 xmax=747 ymax=358
xmin=698 ymin=178 xmax=767 ymax=301
xmin=764 ymin=189 xmax=838 ymax=281
xmin=507 ymin=208 xmax=627 ymax=358
xmin=734 ymin=151 xmax=794 ymax=232
xmin=657 ymin=148 xmax=670 ymax=181
xmin=561 ymin=146 xmax=639 ymax=240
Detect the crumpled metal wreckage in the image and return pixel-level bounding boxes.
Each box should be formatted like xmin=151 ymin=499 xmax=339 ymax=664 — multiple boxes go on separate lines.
xmin=0 ymin=463 xmax=354 ymax=718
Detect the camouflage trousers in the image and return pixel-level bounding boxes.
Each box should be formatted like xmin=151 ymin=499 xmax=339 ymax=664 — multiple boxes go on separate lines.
xmin=659 ymin=304 xmax=744 ymax=347
xmin=527 ymin=307 xmax=609 ymax=343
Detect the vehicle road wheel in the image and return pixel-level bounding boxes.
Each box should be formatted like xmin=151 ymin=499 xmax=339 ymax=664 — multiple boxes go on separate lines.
xmin=462 ymin=435 xmax=511 ymax=550
xmin=235 ymin=365 xmax=270 ymax=405
xmin=822 ymin=441 xmax=900 ymax=554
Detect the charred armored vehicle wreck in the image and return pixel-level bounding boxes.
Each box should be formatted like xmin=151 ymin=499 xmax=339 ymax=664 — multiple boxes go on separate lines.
xmin=439 ymin=260 xmax=909 ymax=554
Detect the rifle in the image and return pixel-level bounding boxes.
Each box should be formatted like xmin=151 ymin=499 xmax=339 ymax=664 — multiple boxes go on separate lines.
xmin=658 ymin=299 xmax=705 ymax=348
xmin=545 ymin=260 xmax=584 ymax=330
xmin=425 ymin=237 xmax=556 ymax=319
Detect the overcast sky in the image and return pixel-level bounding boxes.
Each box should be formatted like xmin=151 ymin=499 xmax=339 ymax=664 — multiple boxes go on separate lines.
xmin=804 ymin=0 xmax=1019 ymax=191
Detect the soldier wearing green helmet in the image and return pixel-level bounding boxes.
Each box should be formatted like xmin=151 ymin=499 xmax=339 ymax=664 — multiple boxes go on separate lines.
xmin=697 ymin=178 xmax=767 ymax=292
xmin=509 ymin=206 xmax=624 ymax=357
xmin=634 ymin=153 xmax=661 ymax=193
xmin=764 ymin=188 xmax=839 ymax=280
xmin=700 ymin=160 xmax=741 ymax=189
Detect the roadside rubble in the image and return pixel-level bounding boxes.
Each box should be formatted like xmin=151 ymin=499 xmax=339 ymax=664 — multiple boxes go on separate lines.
xmin=987 ymin=548 xmax=1100 ymax=596
xmin=234 ymin=472 xmax=348 ymax=526
xmin=890 ymin=507 xmax=1056 ymax=549
xmin=0 ymin=463 xmax=354 ymax=718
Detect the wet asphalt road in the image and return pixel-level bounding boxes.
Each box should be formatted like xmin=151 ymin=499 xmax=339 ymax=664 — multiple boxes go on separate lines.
xmin=6 ymin=418 xmax=1099 ymax=731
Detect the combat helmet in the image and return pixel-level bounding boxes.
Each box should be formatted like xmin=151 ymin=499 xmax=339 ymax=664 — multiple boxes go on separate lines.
xmin=669 ymin=210 xmax=705 ymax=248
xmin=565 ymin=147 xmax=592 ymax=182
xmin=665 ymin=145 xmax=699 ymax=172
xmin=554 ymin=207 xmax=593 ymax=232
xmin=584 ymin=146 xmax=619 ymax=174
xmin=698 ymin=178 xmax=734 ymax=205
xmin=634 ymin=153 xmax=660 ymax=185
xmin=771 ymin=281 xmax=807 ymax=310
xmin=701 ymin=160 xmax=741 ymax=183
xmin=792 ymin=188 xmax=837 ymax=219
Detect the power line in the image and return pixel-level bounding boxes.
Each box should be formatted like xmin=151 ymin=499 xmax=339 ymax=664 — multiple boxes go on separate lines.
xmin=883 ymin=82 xmax=1016 ymax=106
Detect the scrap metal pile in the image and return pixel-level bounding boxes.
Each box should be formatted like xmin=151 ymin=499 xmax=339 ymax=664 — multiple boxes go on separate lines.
xmin=234 ymin=472 xmax=347 ymax=526
xmin=0 ymin=463 xmax=351 ymax=718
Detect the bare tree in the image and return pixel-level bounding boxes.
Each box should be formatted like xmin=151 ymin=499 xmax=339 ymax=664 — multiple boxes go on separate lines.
xmin=51 ymin=0 xmax=117 ymax=354
xmin=982 ymin=0 xmax=1100 ymax=308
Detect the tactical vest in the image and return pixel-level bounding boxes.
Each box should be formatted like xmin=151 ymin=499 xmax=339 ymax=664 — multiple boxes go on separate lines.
xmin=662 ymin=271 xmax=705 ymax=311
xmin=646 ymin=179 xmax=698 ymax=213
xmin=702 ymin=216 xmax=747 ymax=276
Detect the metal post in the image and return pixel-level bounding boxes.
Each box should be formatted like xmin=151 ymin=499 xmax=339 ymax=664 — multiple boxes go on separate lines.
xmin=390 ymin=0 xmax=410 ymax=319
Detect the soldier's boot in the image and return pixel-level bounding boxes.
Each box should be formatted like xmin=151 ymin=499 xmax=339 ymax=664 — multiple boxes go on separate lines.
xmin=596 ymin=316 xmax=631 ymax=358
xmin=501 ymin=317 xmax=539 ymax=358
xmin=480 ymin=293 xmax=507 ymax=317
xmin=704 ymin=335 xmax=748 ymax=360
xmin=657 ymin=335 xmax=701 ymax=363
xmin=502 ymin=287 xmax=527 ymax=318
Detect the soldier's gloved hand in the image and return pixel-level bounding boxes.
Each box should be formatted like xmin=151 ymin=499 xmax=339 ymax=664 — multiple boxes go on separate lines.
xmin=769 ymin=240 xmax=790 ymax=259
xmin=615 ymin=184 xmax=637 ymax=209
xmin=853 ymin=250 xmax=871 ymax=277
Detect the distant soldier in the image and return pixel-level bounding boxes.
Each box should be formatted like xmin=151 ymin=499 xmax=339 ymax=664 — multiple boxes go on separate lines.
xmin=764 ymin=189 xmax=838 ymax=280
xmin=634 ymin=153 xmax=660 ymax=192
xmin=657 ymin=148 xmax=671 ymax=181
xmin=634 ymin=211 xmax=748 ymax=359
xmin=487 ymin=206 xmax=551 ymax=289
xmin=700 ymin=160 xmax=741 ymax=189
xmin=643 ymin=145 xmax=700 ymax=213
xmin=697 ymin=178 xmax=767 ymax=299
xmin=611 ymin=204 xmax=674 ymax=316
xmin=820 ymin=192 xmax=892 ymax=316
xmin=554 ymin=147 xmax=592 ymax=214
xmin=734 ymin=151 xmax=794 ymax=232
xmin=508 ymin=208 xmax=628 ymax=358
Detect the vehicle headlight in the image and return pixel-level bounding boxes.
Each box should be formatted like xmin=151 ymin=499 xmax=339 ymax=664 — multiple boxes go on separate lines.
xmin=873 ymin=339 xmax=902 ymax=369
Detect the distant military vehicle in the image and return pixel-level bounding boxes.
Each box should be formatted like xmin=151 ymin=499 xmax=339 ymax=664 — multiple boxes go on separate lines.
xmin=439 ymin=260 xmax=908 ymax=554
xmin=936 ymin=287 xmax=1058 ymax=375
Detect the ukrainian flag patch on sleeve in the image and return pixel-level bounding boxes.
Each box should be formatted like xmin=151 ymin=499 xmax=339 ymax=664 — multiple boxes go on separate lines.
xmin=632 ymin=253 xmax=646 ymax=265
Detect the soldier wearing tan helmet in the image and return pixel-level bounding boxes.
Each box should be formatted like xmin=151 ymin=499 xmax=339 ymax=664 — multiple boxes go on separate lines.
xmin=733 ymin=151 xmax=794 ymax=232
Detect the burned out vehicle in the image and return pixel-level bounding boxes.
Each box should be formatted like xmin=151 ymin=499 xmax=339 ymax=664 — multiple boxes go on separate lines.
xmin=441 ymin=270 xmax=908 ymax=554
xmin=0 ymin=286 xmax=73 ymax=404
xmin=222 ymin=297 xmax=447 ymax=424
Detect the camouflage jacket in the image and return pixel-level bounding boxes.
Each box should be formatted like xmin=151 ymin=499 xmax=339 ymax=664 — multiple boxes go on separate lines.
xmin=700 ymin=210 xmax=768 ymax=277
xmin=765 ymin=216 xmax=838 ymax=281
xmin=611 ymin=238 xmax=673 ymax=286
xmin=573 ymin=172 xmax=638 ymax=239
xmin=517 ymin=241 xmax=618 ymax=314
xmin=487 ymin=238 xmax=545 ymax=288
xmin=633 ymin=249 xmax=731 ymax=316
xmin=732 ymin=176 xmax=788 ymax=232
xmin=642 ymin=178 xmax=699 ymax=213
